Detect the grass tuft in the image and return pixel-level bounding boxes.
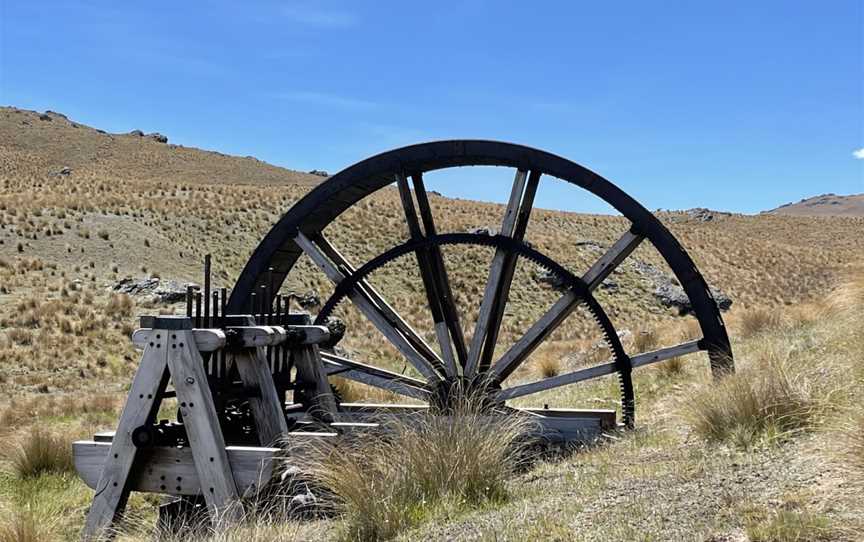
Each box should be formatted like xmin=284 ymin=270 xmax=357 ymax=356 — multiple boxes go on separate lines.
xmin=0 ymin=507 xmax=50 ymax=542
xmin=286 ymin=389 xmax=533 ymax=541
xmin=6 ymin=428 xmax=75 ymax=479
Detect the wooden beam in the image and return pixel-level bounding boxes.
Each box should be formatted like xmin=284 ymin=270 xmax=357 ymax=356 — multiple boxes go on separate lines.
xmin=413 ymin=173 xmax=468 ymax=368
xmin=465 ymin=169 xmax=529 ymax=377
xmin=582 ymin=229 xmax=644 ymax=291
xmin=396 ymin=172 xmax=457 ymax=377
xmin=294 ymin=344 xmax=340 ymax=422
xmin=490 ymin=290 xmax=580 ymax=381
xmin=131 ymin=328 xmax=226 ymax=352
xmin=82 ymin=336 xmax=170 ymax=540
xmin=496 ymin=361 xmax=619 ymax=402
xmin=295 ymin=231 xmax=442 ymax=382
xmin=630 ymin=340 xmax=702 ymax=368
xmin=321 ymin=352 xmax=430 ymax=401
xmin=167 ymin=330 xmax=241 ymax=520
xmin=75 ymin=442 xmax=279 ymax=496
xmin=315 ymin=234 xmax=446 ymax=372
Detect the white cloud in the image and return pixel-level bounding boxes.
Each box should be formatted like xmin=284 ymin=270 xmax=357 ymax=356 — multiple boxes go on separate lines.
xmin=281 ymin=4 xmax=356 ymax=28
xmin=854 ymin=148 xmax=864 ymax=159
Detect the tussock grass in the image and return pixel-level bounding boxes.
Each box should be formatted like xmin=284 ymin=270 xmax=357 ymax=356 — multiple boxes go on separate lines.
xmin=0 ymin=507 xmax=49 ymax=542
xmin=745 ymin=508 xmax=835 ymax=542
xmin=684 ymin=355 xmax=818 ymax=447
xmin=535 ymin=353 xmax=562 ymax=378
xmin=285 ymin=391 xmax=533 ymax=541
xmin=738 ymin=307 xmax=783 ymax=338
xmin=6 ymin=428 xmax=75 ymax=479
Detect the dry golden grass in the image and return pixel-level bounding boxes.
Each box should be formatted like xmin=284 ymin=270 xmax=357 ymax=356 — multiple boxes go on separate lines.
xmin=0 ymin=507 xmax=50 ymax=542
xmin=5 ymin=428 xmax=75 ymax=479
xmin=285 ymin=393 xmax=533 ymax=541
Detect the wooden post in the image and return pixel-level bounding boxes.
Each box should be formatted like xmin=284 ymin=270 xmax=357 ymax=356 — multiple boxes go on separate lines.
xmin=229 ymin=316 xmax=289 ymax=446
xmin=166 ymin=325 xmax=242 ymax=521
xmin=289 ymin=314 xmax=338 ymax=423
xmin=82 ymin=324 xmax=171 ymax=540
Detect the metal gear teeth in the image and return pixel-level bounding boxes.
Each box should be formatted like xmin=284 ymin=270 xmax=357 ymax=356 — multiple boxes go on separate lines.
xmin=313 ymin=233 xmax=634 ymax=423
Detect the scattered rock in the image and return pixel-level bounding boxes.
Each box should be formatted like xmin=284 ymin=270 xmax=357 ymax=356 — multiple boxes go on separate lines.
xmin=38 ymin=113 xmax=51 ymax=121
xmin=129 ymin=129 xmax=144 ymax=137
xmin=535 ymin=269 xmax=568 ymax=291
xmin=669 ymin=208 xmax=732 ymax=223
xmin=113 ymin=277 xmax=190 ymax=304
xmin=467 ymin=226 xmax=496 ymax=236
xmin=575 ymin=240 xmax=605 ymax=250
xmin=58 ymin=166 xmax=72 ymax=176
xmin=633 ymin=260 xmax=731 ymax=314
xmin=308 ymin=169 xmax=329 ymax=177
xmin=147 ymin=132 xmax=168 ymax=143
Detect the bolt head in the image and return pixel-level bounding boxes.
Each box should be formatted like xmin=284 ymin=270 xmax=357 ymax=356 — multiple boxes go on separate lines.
xmin=185 ymin=377 xmax=195 ymax=385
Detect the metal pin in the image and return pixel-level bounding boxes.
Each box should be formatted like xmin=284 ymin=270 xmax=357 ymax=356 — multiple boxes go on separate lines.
xmin=194 ymin=292 xmax=202 ymax=328
xmin=203 ymin=254 xmax=211 ymax=327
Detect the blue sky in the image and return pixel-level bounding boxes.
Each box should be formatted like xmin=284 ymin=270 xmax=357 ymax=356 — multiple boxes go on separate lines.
xmin=1 ymin=1 xmax=862 ymax=214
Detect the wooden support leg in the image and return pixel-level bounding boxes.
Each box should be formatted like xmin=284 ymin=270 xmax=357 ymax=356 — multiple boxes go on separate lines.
xmin=167 ymin=329 xmax=243 ymax=522
xmin=83 ymin=332 xmax=170 ymax=540
xmin=294 ymin=343 xmax=339 ymax=423
xmin=231 ymin=346 xmax=289 ymax=446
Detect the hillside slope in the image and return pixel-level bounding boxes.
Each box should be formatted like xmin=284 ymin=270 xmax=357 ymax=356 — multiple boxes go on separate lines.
xmin=0 ymin=107 xmax=323 ymax=186
xmin=767 ymin=193 xmax=864 ymax=217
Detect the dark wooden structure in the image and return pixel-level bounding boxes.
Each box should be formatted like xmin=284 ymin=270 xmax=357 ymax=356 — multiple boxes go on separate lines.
xmin=75 ymin=140 xmax=733 ymax=539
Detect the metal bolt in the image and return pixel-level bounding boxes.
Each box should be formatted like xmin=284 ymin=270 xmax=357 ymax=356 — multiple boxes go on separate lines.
xmin=185 ymin=377 xmax=195 ymax=385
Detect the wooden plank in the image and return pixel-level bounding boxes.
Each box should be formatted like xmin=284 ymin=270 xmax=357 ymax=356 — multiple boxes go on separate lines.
xmin=131 ymin=328 xmax=226 ymax=352
xmin=294 ymin=344 xmax=339 ymax=422
xmin=490 ymin=290 xmax=580 ymax=381
xmin=412 ymin=173 xmax=468 ymax=366
xmin=478 ymin=170 xmax=541 ymax=370
xmin=630 ymin=340 xmax=702 ymax=368
xmin=82 ymin=334 xmax=170 ymax=540
xmin=396 ymin=172 xmax=457 ymax=377
xmin=465 ymin=169 xmax=529 ymax=377
xmin=75 ymin=442 xmax=278 ymax=496
xmin=496 ymin=361 xmax=619 ymax=402
xmin=582 ymin=230 xmax=644 ymax=291
xmin=315 ymin=234 xmax=446 ymax=372
xmin=230 ymin=346 xmax=289 ymax=446
xmin=167 ymin=330 xmax=241 ymax=520
xmin=295 ymin=232 xmax=441 ymax=382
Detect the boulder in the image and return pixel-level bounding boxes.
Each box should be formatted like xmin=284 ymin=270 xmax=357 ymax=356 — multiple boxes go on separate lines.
xmin=654 ymin=283 xmax=732 ymax=315
xmin=147 ymin=132 xmax=168 ymax=143
xmin=113 ymin=277 xmax=190 ymax=304
xmin=59 ymin=166 xmax=72 ymax=176
xmin=467 ymin=226 xmax=496 ymax=236
xmin=308 ymin=169 xmax=329 ymax=177
xmin=129 ymin=129 xmax=144 ymax=137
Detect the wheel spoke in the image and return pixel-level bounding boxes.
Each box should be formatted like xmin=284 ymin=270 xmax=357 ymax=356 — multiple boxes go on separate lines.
xmin=465 ymin=169 xmax=540 ymax=376
xmin=321 ymin=352 xmax=430 ymax=401
xmin=490 ymin=227 xmax=643 ymax=381
xmin=582 ymin=228 xmax=644 ymax=291
xmin=396 ymin=173 xmax=458 ymax=377
xmin=412 ymin=173 xmax=468 ymax=367
xmin=314 ymin=235 xmax=445 ymax=372
xmin=630 ymin=340 xmax=702 ymax=368
xmin=294 ymin=231 xmax=443 ymax=382
xmin=496 ymin=361 xmax=618 ymax=402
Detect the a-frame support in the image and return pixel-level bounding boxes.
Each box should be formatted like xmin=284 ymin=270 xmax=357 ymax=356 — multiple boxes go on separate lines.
xmin=82 ymin=317 xmax=241 ymax=540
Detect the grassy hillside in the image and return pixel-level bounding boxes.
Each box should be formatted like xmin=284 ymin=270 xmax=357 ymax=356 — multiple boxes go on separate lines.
xmin=768 ymin=193 xmax=864 ymax=217
xmin=0 ymin=108 xmax=862 ymax=540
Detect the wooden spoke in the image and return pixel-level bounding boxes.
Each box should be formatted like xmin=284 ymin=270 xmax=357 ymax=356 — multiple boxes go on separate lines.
xmin=490 ymin=227 xmax=643 ymax=381
xmin=490 ymin=290 xmax=580 ymax=381
xmin=294 ymin=232 xmax=442 ymax=382
xmin=582 ymin=229 xmax=644 ymax=291
xmin=314 ymin=235 xmax=446 ymax=373
xmin=630 ymin=340 xmax=702 ymax=368
xmin=466 ymin=169 xmax=540 ymax=376
xmin=496 ymin=361 xmax=619 ymax=402
xmin=396 ymin=173 xmax=457 ymax=376
xmin=321 ymin=352 xmax=430 ymax=401
xmin=412 ymin=173 xmax=468 ymax=367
